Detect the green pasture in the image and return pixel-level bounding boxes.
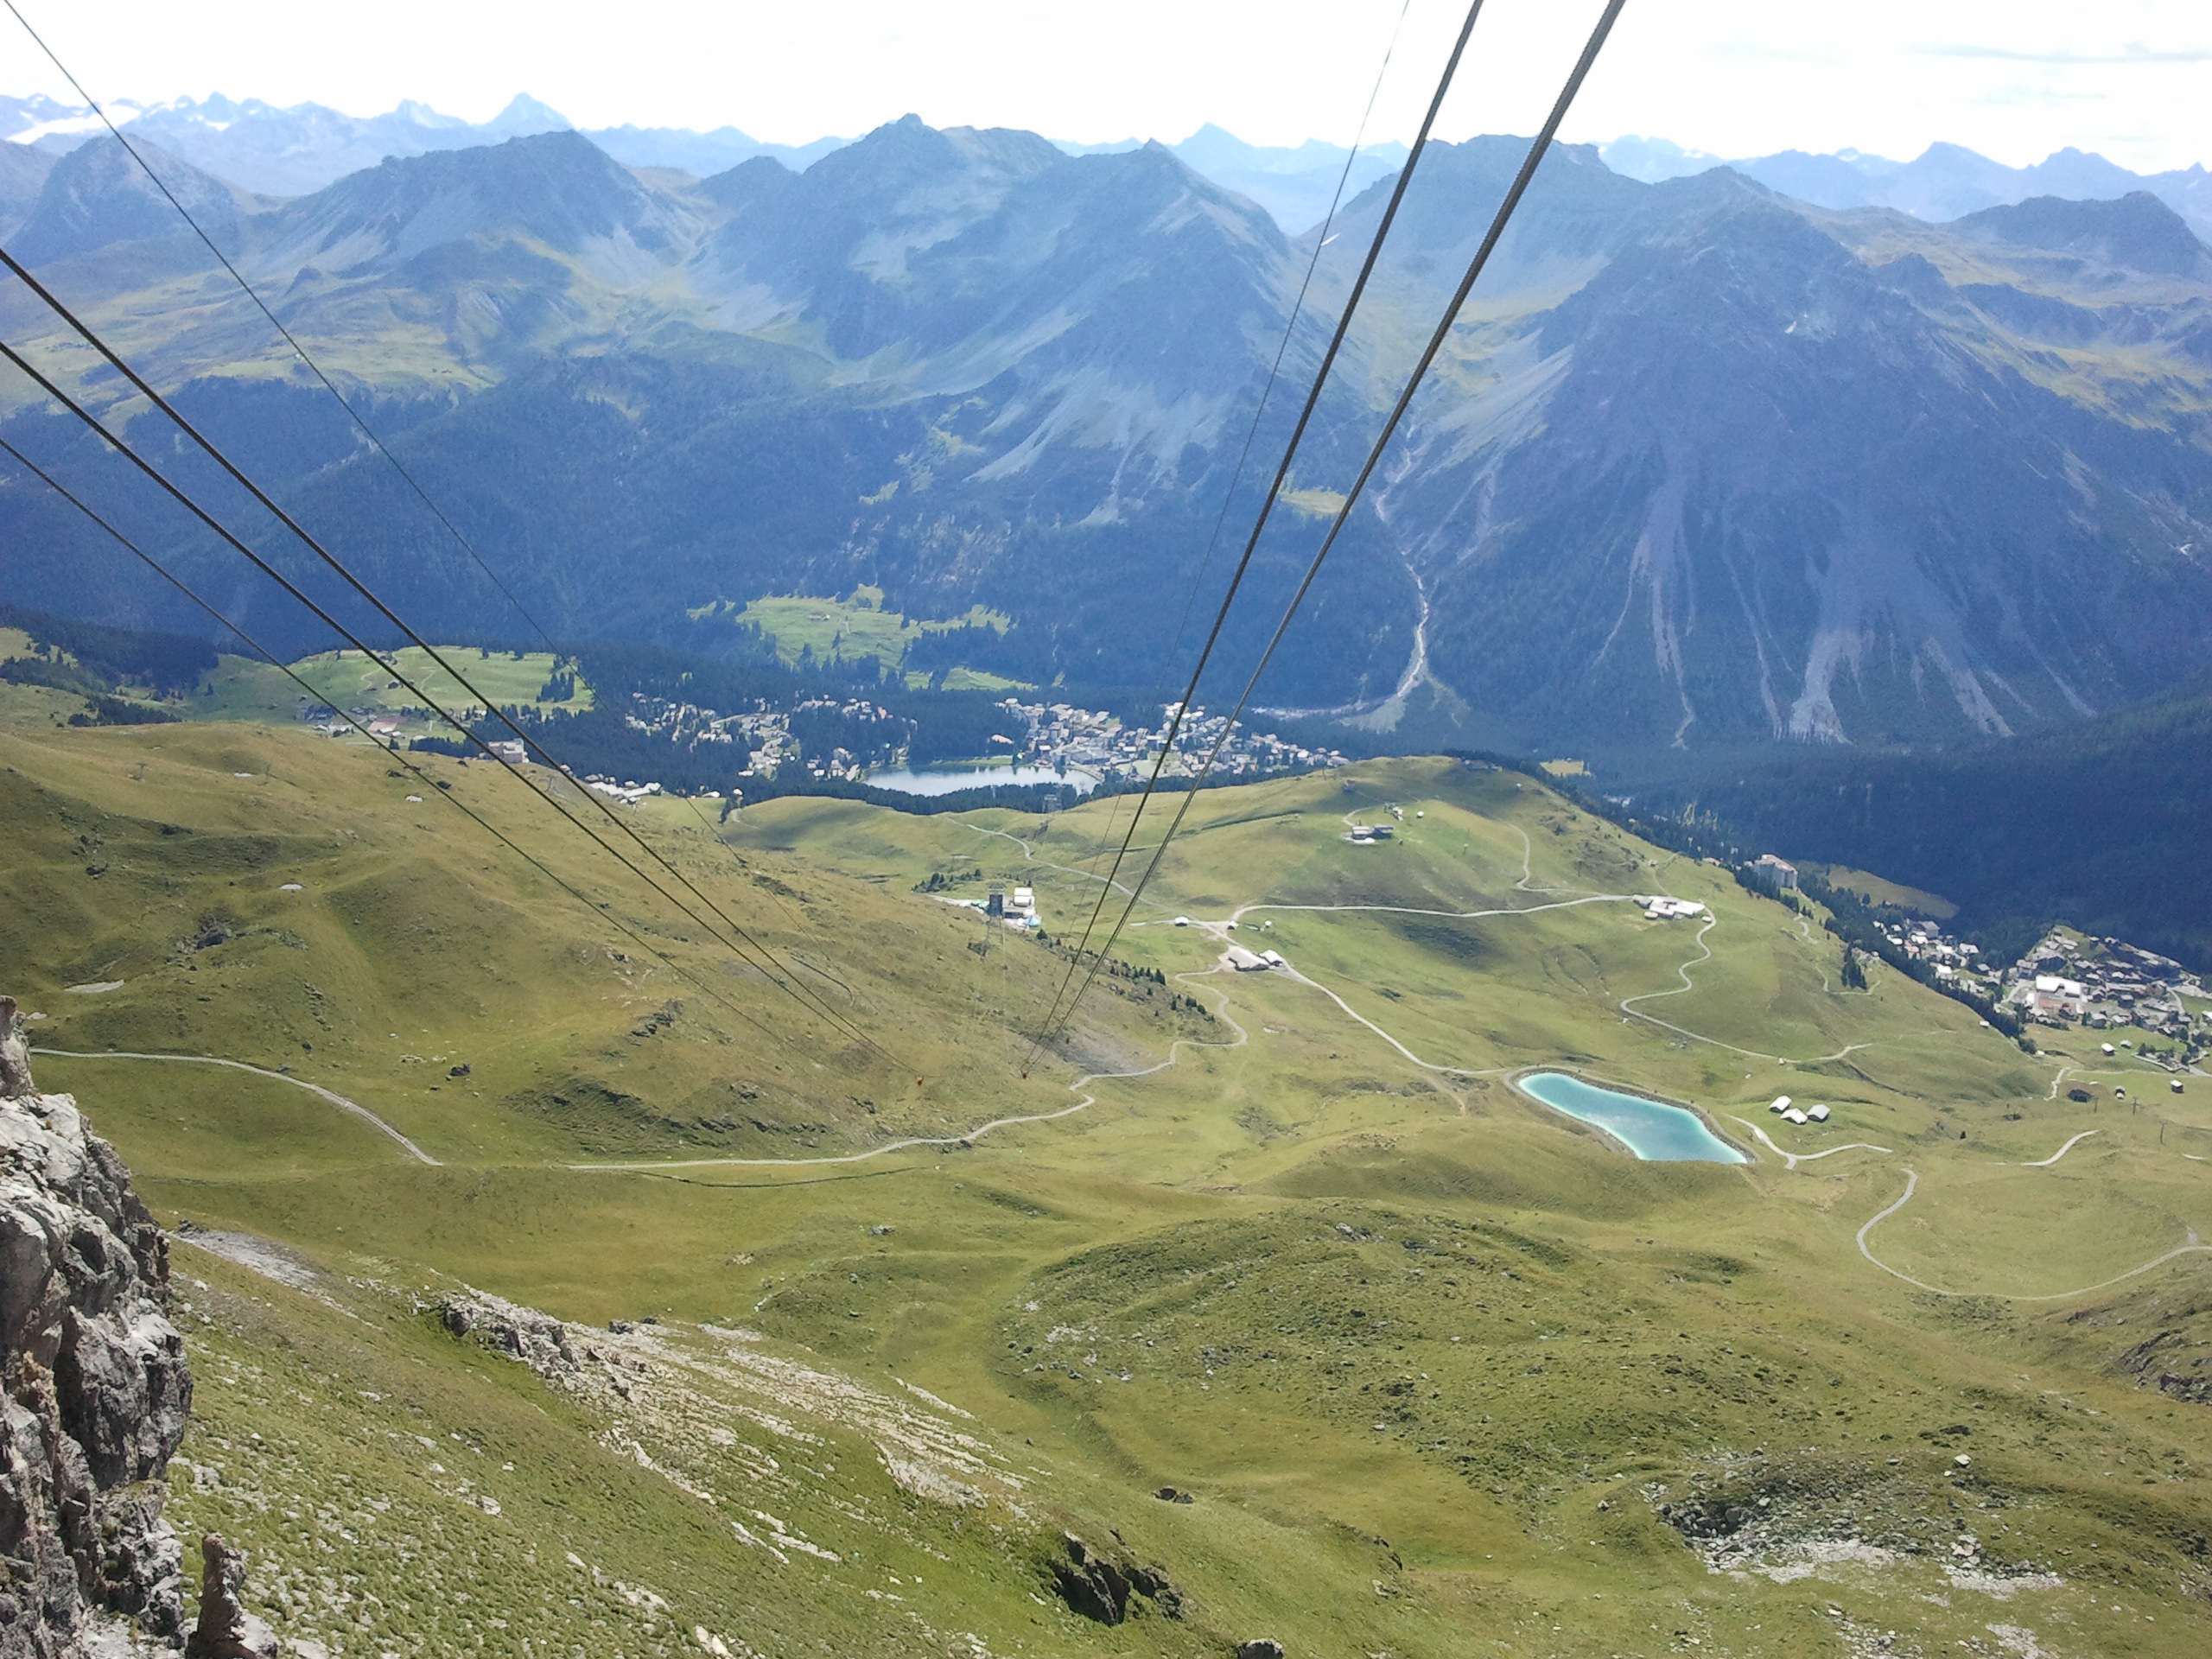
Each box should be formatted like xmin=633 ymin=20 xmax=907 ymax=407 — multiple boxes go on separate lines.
xmin=7 ymin=728 xmax=2212 ymax=1655
xmin=1814 ymin=862 xmax=1960 ymax=918
xmin=190 ymin=645 xmax=591 ymax=727
xmin=721 ymin=586 xmax=1017 ymax=677
xmin=0 ymin=678 xmax=93 ymax=726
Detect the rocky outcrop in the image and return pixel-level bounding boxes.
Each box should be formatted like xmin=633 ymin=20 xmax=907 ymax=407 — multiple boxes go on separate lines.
xmin=1047 ymin=1534 xmax=1183 ymax=1626
xmin=1051 ymin=1535 xmax=1128 ymax=1624
xmin=181 ymin=1536 xmax=276 ymax=1659
xmin=2114 ymin=1325 xmax=2212 ymax=1405
xmin=2 ymin=996 xmax=192 ymax=1656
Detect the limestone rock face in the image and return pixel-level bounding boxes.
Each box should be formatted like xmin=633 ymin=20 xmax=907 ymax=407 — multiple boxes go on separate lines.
xmin=1 ymin=996 xmax=191 ymax=1656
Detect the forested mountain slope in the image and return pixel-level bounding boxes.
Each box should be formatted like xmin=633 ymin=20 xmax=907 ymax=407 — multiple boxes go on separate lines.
xmin=1 ymin=118 xmax=2208 ymax=753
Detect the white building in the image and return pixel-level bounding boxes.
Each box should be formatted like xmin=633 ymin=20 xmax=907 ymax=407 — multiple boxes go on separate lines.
xmin=1746 ymin=854 xmax=1800 ymax=896
xmin=2030 ymin=975 xmax=2088 ymax=1020
xmin=1224 ymin=945 xmax=1268 ymax=971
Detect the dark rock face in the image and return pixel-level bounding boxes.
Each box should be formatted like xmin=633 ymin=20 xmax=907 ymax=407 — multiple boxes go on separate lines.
xmin=1046 ymin=1533 xmax=1185 ymax=1625
xmin=1051 ymin=1534 xmax=1129 ymax=1624
xmin=1 ymin=995 xmax=191 ymax=1655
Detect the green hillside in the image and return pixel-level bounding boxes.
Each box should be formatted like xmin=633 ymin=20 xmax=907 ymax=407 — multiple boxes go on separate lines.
xmin=7 ymin=727 xmax=2210 ymax=1656
xmin=194 ymin=645 xmax=594 ymax=727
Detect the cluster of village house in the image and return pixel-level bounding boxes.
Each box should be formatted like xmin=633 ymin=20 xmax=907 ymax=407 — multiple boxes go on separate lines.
xmin=990 ymin=697 xmax=1346 ymax=782
xmin=1988 ymin=929 xmax=2207 ymax=1039
xmin=618 ymin=692 xmax=899 ymax=782
xmin=1741 ymin=853 xmax=2205 ymax=1043
xmin=1862 ymin=912 xmax=2204 ymax=1039
xmin=302 ymin=671 xmax=1347 ymax=792
xmin=1730 ymin=851 xmax=2206 ymax=1051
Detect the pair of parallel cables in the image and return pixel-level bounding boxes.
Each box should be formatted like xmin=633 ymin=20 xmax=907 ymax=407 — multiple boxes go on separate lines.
xmin=1029 ymin=0 xmax=1630 ymax=1065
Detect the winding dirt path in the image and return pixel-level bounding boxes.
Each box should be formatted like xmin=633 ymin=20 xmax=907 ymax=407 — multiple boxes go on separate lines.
xmin=1274 ymin=965 xmax=1484 ymax=1080
xmin=1616 ymin=915 xmax=1892 ymax=1066
xmin=31 ymin=1046 xmax=440 ymax=1166
xmin=1855 ymin=1167 xmax=2211 ymax=1300
xmin=1725 ymin=1114 xmax=1891 ymax=1170
xmin=2022 ymin=1129 xmax=2100 ymax=1167
xmin=568 ymin=967 xmax=1250 ymax=1174
xmin=968 ymin=805 xmax=1903 ymax=1098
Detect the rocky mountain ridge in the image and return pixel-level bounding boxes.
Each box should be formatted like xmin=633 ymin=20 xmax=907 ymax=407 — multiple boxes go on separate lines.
xmin=0 ymin=996 xmax=191 ymax=1656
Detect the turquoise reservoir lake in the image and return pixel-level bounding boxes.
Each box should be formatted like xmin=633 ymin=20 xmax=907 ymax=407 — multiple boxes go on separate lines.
xmin=1515 ymin=1072 xmax=1747 ymax=1164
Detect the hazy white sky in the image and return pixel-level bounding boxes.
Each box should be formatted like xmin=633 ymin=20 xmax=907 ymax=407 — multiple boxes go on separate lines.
xmin=5 ymin=0 xmax=2207 ymax=171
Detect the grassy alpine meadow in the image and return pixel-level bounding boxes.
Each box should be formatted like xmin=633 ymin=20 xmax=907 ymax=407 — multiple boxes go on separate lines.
xmin=6 ymin=728 xmax=2211 ymax=1656
xmin=191 ymin=644 xmax=594 ymax=727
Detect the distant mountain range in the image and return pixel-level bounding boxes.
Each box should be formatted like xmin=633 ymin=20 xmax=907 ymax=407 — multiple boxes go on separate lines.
xmin=1603 ymin=135 xmax=2212 ymax=245
xmin=0 ymin=91 xmax=845 ymax=201
xmin=0 ymin=110 xmax=2207 ymax=760
xmin=0 ymin=92 xmax=1398 ymax=232
xmin=10 ymin=89 xmax=2202 ymax=242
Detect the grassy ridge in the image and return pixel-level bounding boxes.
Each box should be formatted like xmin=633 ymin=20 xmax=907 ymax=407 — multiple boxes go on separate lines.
xmin=9 ymin=731 xmax=2212 ymax=1654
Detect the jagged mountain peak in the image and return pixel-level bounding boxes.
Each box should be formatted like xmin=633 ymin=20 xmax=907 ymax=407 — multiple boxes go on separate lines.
xmin=263 ymin=129 xmax=682 ymax=274
xmin=1316 ymin=132 xmax=1647 ymax=301
xmin=10 ymin=132 xmax=242 ymax=266
xmin=699 ymin=151 xmax=801 ymax=212
xmin=392 ymin=98 xmax=471 ymax=130
xmin=804 ymin=113 xmax=1064 ymax=195
xmin=696 ymin=113 xmax=1285 ymax=389
xmin=482 ymin=93 xmax=573 ymax=135
xmin=0 ymin=138 xmax=54 ymax=230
